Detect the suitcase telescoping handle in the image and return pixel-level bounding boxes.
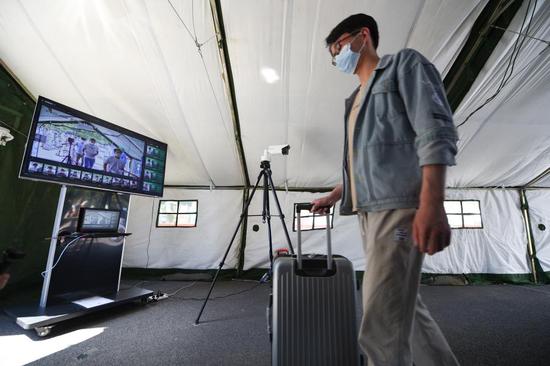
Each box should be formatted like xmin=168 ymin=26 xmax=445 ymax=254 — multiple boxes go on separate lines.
xmin=295 ymin=203 xmax=333 ymax=271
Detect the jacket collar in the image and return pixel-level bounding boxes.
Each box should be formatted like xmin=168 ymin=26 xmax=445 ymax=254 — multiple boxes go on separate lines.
xmin=375 ymin=54 xmax=392 ymax=70
xmin=345 ymin=54 xmax=392 ymax=104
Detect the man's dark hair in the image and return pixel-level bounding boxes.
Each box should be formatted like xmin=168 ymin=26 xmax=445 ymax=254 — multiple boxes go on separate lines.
xmin=325 ymin=13 xmax=379 ymax=50
xmin=90 ymin=138 xmax=96 ymax=142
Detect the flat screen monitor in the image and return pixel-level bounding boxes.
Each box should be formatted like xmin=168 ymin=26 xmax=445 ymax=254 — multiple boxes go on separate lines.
xmin=77 ymin=208 xmax=121 ymax=233
xmin=19 ymin=96 xmax=167 ymax=197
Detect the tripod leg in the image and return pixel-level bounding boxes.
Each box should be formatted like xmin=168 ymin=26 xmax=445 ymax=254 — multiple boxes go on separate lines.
xmin=263 ymin=172 xmax=275 ymax=274
xmin=267 ymin=171 xmax=295 ymax=254
xmin=194 ymin=171 xmax=264 ymax=325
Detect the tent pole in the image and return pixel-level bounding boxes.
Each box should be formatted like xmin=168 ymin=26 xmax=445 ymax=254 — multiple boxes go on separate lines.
xmin=209 ymin=0 xmax=250 ymax=187
xmin=524 ymin=167 xmax=550 ymax=188
xmin=519 ymin=189 xmax=540 ymax=283
xmin=236 ymin=187 xmax=250 ymax=277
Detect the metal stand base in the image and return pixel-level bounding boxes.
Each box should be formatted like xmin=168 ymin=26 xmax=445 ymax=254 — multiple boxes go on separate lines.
xmin=4 ymin=287 xmax=153 ymax=337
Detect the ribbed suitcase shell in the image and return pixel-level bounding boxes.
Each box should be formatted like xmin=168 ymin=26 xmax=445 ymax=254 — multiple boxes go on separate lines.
xmin=272 ymin=255 xmax=359 ymax=366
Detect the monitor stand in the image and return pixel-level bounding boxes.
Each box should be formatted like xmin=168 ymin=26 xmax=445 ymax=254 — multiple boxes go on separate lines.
xmin=4 ymin=287 xmax=153 ymax=336
xmin=3 ymin=185 xmax=153 ymax=337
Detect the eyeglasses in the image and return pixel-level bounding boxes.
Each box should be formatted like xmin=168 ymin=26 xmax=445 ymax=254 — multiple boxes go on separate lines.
xmin=329 ymin=30 xmax=361 ymax=65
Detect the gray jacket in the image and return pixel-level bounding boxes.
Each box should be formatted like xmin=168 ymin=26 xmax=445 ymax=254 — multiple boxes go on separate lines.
xmin=340 ymin=48 xmax=457 ymax=215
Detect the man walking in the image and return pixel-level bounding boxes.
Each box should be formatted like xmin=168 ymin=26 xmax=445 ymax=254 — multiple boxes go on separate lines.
xmin=83 ymin=138 xmax=99 ymax=169
xmin=75 ymin=137 xmax=87 ymax=166
xmin=104 ymin=148 xmax=126 ymax=175
xmin=311 ymin=14 xmax=460 ymax=366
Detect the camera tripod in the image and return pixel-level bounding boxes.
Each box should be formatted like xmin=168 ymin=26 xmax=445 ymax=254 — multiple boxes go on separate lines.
xmin=61 ymin=140 xmax=74 ymax=165
xmin=194 ymin=159 xmax=295 ymax=325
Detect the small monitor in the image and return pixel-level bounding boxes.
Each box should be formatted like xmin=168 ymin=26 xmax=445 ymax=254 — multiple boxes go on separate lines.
xmin=77 ymin=208 xmax=121 ymax=233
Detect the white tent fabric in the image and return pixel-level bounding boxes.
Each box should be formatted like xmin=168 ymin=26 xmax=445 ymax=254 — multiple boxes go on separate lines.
xmin=123 ymin=188 xmax=365 ymax=271
xmin=526 ymin=189 xmax=550 ymax=272
xmin=124 ymin=187 xmax=539 ymax=275
xmin=221 ymin=0 xmax=486 ymax=187
xmin=1 ymin=1 xmax=549 ymax=275
xmin=447 ymin=0 xmax=550 ymax=188
xmin=422 ymin=189 xmax=530 ymax=274
xmin=242 ymin=190 xmax=364 ymax=271
xmin=124 ymin=188 xmax=243 ymax=269
xmin=0 ymin=0 xmax=242 ymax=186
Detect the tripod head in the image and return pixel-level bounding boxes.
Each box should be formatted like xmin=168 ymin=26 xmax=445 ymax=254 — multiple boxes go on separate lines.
xmin=261 ymin=144 xmax=290 ymax=163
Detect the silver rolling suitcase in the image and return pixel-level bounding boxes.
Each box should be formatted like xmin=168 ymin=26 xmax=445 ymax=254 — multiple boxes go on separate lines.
xmin=271 ymin=203 xmax=359 ymax=366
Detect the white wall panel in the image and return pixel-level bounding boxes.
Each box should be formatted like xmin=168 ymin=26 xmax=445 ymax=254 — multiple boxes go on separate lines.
xmin=526 ymin=189 xmax=550 ymax=271
xmin=423 ymin=189 xmax=530 ymax=274
xmin=124 ymin=188 xmax=243 ymax=269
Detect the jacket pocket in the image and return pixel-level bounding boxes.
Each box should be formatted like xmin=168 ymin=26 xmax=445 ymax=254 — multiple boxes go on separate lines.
xmin=371 ymin=79 xmax=406 ymax=118
xmin=356 ymin=142 xmax=421 ymax=205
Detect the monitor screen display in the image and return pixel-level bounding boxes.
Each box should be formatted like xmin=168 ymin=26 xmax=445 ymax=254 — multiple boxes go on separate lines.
xmin=77 ymin=208 xmax=121 ymax=233
xmin=19 ymin=96 xmax=167 ymax=196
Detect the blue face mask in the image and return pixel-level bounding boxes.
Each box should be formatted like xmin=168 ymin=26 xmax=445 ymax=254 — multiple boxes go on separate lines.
xmin=334 ymin=35 xmax=365 ymax=74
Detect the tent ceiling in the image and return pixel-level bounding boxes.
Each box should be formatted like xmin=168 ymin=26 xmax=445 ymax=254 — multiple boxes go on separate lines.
xmin=1 ymin=0 xmax=548 ymax=189
xmin=221 ymin=0 xmax=486 ymax=187
xmin=0 ymin=0 xmax=242 ymax=186
xmin=447 ymin=0 xmax=550 ymax=188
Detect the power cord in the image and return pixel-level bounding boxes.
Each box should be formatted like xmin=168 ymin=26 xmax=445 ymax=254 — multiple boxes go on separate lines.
xmin=138 ymin=280 xmax=263 ymax=303
xmin=41 ymin=235 xmax=88 ymax=278
xmin=146 ymin=282 xmax=197 ymax=302
xmin=145 ymin=199 xmax=155 ymax=269
xmin=169 ymin=281 xmax=263 ymax=301
xmin=164 ymin=281 xmax=197 ymax=297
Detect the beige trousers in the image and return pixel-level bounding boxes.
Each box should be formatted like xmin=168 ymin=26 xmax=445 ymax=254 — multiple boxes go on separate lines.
xmin=357 ymin=209 xmax=460 ymax=366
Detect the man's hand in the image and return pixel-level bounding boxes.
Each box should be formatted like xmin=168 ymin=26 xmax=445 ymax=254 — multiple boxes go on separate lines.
xmin=311 ymin=184 xmax=342 ymax=214
xmin=0 ymin=273 xmax=10 ymax=290
xmin=414 ymin=164 xmax=451 ymax=255
xmin=413 ymin=203 xmax=451 ymax=255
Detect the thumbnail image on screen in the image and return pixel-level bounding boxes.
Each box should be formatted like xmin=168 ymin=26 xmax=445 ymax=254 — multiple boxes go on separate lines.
xmin=78 ymin=208 xmax=120 ymax=233
xmin=20 ymin=97 xmax=167 ymax=197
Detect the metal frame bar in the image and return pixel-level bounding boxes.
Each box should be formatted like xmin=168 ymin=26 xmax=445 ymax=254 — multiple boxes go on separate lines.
xmin=524 ymin=167 xmax=550 ymax=187
xmin=519 ymin=189 xmax=539 ymax=283
xmin=443 ymin=0 xmax=524 ymax=111
xmin=208 ymin=0 xmax=250 ymax=187
xmin=39 ymin=184 xmax=67 ymax=308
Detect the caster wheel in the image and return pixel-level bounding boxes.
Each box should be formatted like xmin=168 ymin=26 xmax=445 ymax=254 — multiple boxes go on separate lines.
xmin=35 ymin=325 xmax=54 ymax=337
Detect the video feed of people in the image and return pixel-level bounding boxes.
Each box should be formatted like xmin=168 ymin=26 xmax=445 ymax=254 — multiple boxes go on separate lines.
xmin=144 ymin=169 xmax=163 ymax=183
xmin=142 ymin=143 xmax=166 ymax=195
xmin=146 ymin=145 xmax=166 ymax=160
xmin=69 ymin=169 xmax=82 ymax=179
xmin=29 ymin=105 xmax=145 ymax=178
xmin=92 ymin=173 xmax=103 ymax=183
xmin=143 ymin=181 xmax=162 ymax=193
xmin=28 ymin=161 xmax=43 ymax=173
xmin=81 ymin=172 xmax=93 ymax=181
xmin=79 ymin=209 xmax=120 ymax=233
xmin=42 ymin=164 xmax=57 ymax=176
xmin=21 ymin=97 xmax=167 ymax=197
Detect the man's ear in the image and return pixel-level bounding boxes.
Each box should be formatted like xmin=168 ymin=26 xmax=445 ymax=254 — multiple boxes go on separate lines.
xmin=361 ymin=27 xmax=371 ymax=47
